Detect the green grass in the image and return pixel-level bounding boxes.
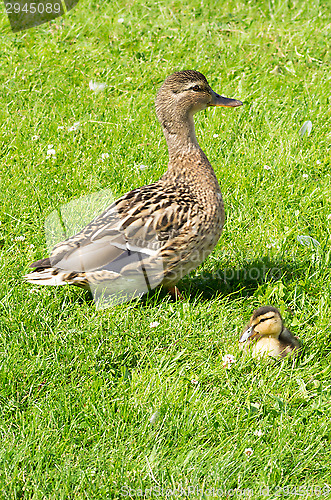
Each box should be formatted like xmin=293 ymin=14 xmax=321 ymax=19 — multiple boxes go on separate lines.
xmin=1 ymin=0 xmax=331 ymax=498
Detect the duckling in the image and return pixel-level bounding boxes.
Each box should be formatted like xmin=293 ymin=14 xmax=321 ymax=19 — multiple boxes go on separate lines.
xmin=239 ymin=306 xmax=301 ymax=358
xmin=24 ymin=71 xmax=242 ymax=305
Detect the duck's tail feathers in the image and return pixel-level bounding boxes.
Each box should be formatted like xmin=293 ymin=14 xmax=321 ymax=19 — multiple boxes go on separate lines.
xmin=23 ymin=268 xmax=87 ymax=287
xmin=29 ymin=257 xmax=51 ymax=269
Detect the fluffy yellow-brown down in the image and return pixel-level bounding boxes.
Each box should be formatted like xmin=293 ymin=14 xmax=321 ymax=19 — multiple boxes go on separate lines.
xmin=239 ymin=306 xmax=301 ymax=358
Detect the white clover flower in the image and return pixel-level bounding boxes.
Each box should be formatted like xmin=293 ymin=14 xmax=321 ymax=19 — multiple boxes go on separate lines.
xmin=264 ymin=165 xmax=272 ymax=171
xmin=222 ymin=354 xmax=235 ymax=369
xmin=101 ymin=153 xmax=110 ymax=160
xmin=302 ymin=173 xmax=308 ymax=179
xmin=254 ymin=429 xmax=263 ymax=437
xmin=31 ymin=135 xmax=39 ymax=141
xmin=149 ymin=410 xmax=160 ymax=425
xmin=297 ymin=235 xmax=320 ymax=248
xmin=149 ymin=321 xmax=160 ymax=328
xmin=316 ymin=160 xmax=321 ymax=165
xmin=299 ymin=120 xmax=312 ymax=137
xmin=46 ymin=149 xmax=56 ymax=156
xmin=89 ymin=81 xmax=107 ymax=93
xmin=213 ymin=133 xmax=219 ymax=138
xmin=48 ymin=144 xmax=54 ymax=149
xmin=266 ymin=240 xmax=280 ymax=250
xmin=29 ymin=244 xmax=35 ymax=249
xmin=244 ymin=448 xmax=254 ymax=457
xmin=15 ymin=235 xmax=25 ymax=241
xmin=68 ymin=122 xmax=80 ymax=132
xmin=118 ymin=17 xmax=124 ymax=23
xmin=57 ymin=126 xmax=64 ymax=130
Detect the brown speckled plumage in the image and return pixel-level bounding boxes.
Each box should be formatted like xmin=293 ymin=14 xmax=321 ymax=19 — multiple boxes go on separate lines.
xmin=24 ymin=71 xmax=242 ymax=298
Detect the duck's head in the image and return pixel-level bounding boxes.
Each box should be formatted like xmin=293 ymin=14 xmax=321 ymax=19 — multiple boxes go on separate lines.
xmin=239 ymin=306 xmax=283 ymax=343
xmin=155 ymin=70 xmax=242 ymax=131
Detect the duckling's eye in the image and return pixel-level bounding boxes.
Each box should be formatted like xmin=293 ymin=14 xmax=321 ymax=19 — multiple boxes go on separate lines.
xmin=191 ymin=85 xmax=201 ymax=92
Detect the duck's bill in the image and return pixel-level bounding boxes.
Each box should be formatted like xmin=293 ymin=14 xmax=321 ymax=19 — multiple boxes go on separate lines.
xmin=239 ymin=326 xmax=254 ymax=343
xmin=209 ymin=90 xmax=243 ymax=107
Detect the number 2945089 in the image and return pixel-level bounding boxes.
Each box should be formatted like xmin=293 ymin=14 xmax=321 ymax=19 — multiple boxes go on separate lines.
xmin=5 ymin=3 xmax=61 ymax=14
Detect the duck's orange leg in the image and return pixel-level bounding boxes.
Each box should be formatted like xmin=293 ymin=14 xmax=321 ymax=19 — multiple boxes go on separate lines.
xmin=167 ymin=286 xmax=185 ymax=301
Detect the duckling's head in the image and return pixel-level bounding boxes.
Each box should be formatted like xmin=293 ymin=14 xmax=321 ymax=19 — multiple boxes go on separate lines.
xmin=155 ymin=70 xmax=242 ymax=133
xmin=239 ymin=306 xmax=283 ymax=343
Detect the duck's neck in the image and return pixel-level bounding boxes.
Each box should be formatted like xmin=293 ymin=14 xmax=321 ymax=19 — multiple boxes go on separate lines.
xmin=162 ymin=114 xmax=201 ymax=162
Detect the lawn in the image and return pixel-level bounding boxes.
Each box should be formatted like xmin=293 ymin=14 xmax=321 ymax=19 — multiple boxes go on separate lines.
xmin=0 ymin=0 xmax=331 ymax=498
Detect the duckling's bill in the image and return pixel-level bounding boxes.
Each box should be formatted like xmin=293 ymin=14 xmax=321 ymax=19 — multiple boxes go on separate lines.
xmin=209 ymin=90 xmax=243 ymax=108
xmin=239 ymin=326 xmax=254 ymax=343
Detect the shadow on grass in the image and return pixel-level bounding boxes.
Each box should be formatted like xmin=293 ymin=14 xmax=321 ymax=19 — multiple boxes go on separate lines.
xmin=178 ymin=254 xmax=308 ymax=301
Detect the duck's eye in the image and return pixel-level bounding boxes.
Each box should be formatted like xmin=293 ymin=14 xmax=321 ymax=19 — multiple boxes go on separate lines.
xmin=191 ymin=85 xmax=201 ymax=92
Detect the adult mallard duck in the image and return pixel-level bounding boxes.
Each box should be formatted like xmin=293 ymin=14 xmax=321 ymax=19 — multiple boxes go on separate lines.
xmin=239 ymin=306 xmax=301 ymax=358
xmin=24 ymin=70 xmax=242 ymax=306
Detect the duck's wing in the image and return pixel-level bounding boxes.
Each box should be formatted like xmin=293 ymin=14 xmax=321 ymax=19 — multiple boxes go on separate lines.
xmin=278 ymin=327 xmax=302 ymax=357
xmin=279 ymin=328 xmax=301 ymax=348
xmin=25 ymin=182 xmax=201 ymax=299
xmin=48 ymin=182 xmax=198 ymax=268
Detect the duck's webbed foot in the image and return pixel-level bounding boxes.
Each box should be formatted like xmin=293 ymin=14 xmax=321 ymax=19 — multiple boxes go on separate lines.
xmin=167 ymin=286 xmax=185 ymax=301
